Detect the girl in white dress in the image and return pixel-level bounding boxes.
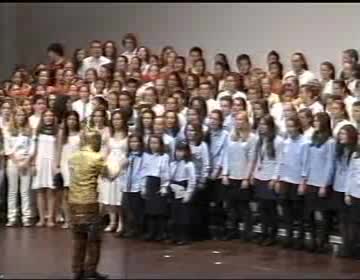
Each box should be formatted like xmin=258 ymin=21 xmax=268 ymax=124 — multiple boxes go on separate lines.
xmin=32 ymin=110 xmax=58 ymax=227
xmin=56 ymin=111 xmax=81 ymax=229
xmin=99 ymin=110 xmax=128 ymax=233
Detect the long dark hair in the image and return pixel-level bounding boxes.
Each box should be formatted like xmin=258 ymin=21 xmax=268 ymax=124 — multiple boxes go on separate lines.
xmin=109 ymin=109 xmax=129 ymax=137
xmin=89 ymin=109 xmax=109 ymax=128
xmin=206 ymin=109 xmax=224 ymax=145
xmin=174 ymin=141 xmax=192 ymax=162
xmin=321 ymin=61 xmax=336 ymax=80
xmin=135 ymin=109 xmax=155 ymax=135
xmin=62 ymin=111 xmax=80 ymax=144
xmin=257 ymin=115 xmax=277 ymax=159
xmin=102 ymin=40 xmax=118 ymax=61
xmin=311 ymin=112 xmax=332 ymax=147
xmin=147 ymin=134 xmax=165 ymax=155
xmin=336 ymin=124 xmax=358 ymax=164
xmin=127 ymin=133 xmax=144 ymax=156
xmin=164 ymin=110 xmax=180 ymax=137
xmin=185 ymin=123 xmax=203 ymax=146
xmin=215 ymin=53 xmax=231 ymax=72
xmin=53 ymin=94 xmax=71 ymax=124
xmin=292 ymin=52 xmax=309 ymax=70
xmin=37 ymin=109 xmax=58 ymax=136
xmin=72 ymin=48 xmax=86 ymax=73
xmin=189 ymin=96 xmax=208 ymax=123
xmin=252 ymin=99 xmax=269 ymax=130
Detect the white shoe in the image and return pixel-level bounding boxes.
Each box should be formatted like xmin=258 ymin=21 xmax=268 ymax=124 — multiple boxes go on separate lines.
xmin=23 ymin=220 xmax=33 ymax=227
xmin=6 ymin=221 xmax=16 ymax=227
xmin=61 ymin=223 xmax=69 ymax=229
xmin=56 ymin=215 xmax=64 ymax=223
xmin=115 ymin=223 xmax=123 ymax=233
xmin=104 ymin=224 xmax=116 ymax=232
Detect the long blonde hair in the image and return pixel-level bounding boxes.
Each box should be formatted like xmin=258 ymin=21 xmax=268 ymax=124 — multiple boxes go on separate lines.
xmin=231 ymin=111 xmax=251 ymax=142
xmin=9 ymin=107 xmax=32 ymax=137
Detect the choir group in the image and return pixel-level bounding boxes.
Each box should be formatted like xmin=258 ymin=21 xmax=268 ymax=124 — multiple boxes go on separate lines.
xmin=1 ymin=33 xmax=360 ymax=260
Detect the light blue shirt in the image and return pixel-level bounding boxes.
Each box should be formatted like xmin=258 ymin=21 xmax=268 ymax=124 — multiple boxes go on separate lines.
xmin=276 ymin=135 xmax=309 ymax=184
xmin=333 ymin=152 xmax=351 ymax=193
xmin=222 ymin=132 xmax=257 ymax=180
xmin=142 ymin=152 xmax=170 ymax=188
xmin=189 ymin=141 xmax=210 ymax=184
xmin=121 ymin=152 xmax=146 ymax=193
xmin=208 ymin=128 xmax=229 ymax=175
xmin=302 ymin=138 xmax=336 ymax=187
xmin=253 ymin=135 xmax=284 ymax=181
xmin=223 ymin=114 xmax=234 ymax=132
xmin=170 ymin=160 xmax=197 ymax=192
xmin=345 ymin=153 xmax=360 ymax=198
xmin=163 ymin=134 xmax=175 ymax=160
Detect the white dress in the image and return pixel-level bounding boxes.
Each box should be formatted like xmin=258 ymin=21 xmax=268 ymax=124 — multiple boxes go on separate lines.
xmin=98 ymin=137 xmax=127 ymax=206
xmin=32 ymin=134 xmax=56 ymax=190
xmin=60 ymin=134 xmax=81 ymax=187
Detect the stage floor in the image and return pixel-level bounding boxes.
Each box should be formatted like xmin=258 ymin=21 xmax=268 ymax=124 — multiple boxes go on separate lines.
xmin=1 ymin=227 xmax=360 ymax=279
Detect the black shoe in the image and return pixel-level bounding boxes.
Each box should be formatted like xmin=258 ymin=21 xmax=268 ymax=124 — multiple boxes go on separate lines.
xmin=113 ymin=230 xmax=127 ymax=239
xmin=83 ymin=272 xmax=108 ymax=280
xmin=176 ymin=240 xmax=189 ymax=246
xmin=282 ymin=238 xmax=293 ymax=249
xmin=316 ymin=244 xmax=329 ymax=255
xmin=154 ymin=233 xmax=167 ymax=242
xmin=337 ymin=246 xmax=352 ymax=258
xmin=240 ymin=233 xmax=252 ymax=243
xmin=306 ymin=239 xmax=318 ymax=253
xmin=255 ymin=235 xmax=267 ymax=245
xmin=73 ymin=272 xmax=84 ymax=280
xmin=293 ymin=239 xmax=305 ymax=250
xmin=143 ymin=232 xmax=155 ymax=241
xmin=263 ymin=237 xmax=277 ymax=247
xmin=222 ymin=230 xmax=238 ymax=241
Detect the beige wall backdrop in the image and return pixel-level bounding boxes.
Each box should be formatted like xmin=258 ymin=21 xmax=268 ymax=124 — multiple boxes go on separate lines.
xmin=2 ymin=3 xmax=360 ymax=79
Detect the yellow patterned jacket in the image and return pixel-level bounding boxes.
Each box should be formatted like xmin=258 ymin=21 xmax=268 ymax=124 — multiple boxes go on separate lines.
xmin=68 ymin=146 xmax=105 ymax=205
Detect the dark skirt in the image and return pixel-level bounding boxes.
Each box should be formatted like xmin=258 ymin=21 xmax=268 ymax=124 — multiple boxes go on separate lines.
xmin=206 ymin=179 xmax=226 ymax=203
xmin=349 ymin=196 xmax=360 ymax=224
xmin=171 ymin=180 xmax=192 ymax=225
xmin=122 ymin=192 xmax=144 ymax=224
xmin=144 ymin=176 xmax=168 ymax=216
xmin=224 ymin=179 xmax=252 ymax=202
xmin=254 ymin=179 xmax=277 ymax=200
xmin=304 ymin=185 xmax=332 ymax=216
xmin=278 ymin=181 xmax=302 ymax=201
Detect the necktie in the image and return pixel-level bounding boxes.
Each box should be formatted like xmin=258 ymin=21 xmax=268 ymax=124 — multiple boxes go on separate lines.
xmin=126 ymin=156 xmax=135 ymax=192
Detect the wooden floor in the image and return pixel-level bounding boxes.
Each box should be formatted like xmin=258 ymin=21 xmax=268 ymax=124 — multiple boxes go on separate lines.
xmin=1 ymin=227 xmax=360 ymax=279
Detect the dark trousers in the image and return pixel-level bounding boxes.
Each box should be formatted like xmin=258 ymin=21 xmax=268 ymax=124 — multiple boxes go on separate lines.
xmin=207 ymin=179 xmax=226 ymax=235
xmin=171 ymin=201 xmax=192 ymax=241
xmin=190 ymin=184 xmax=209 ymax=241
xmin=278 ymin=182 xmax=305 ymax=240
xmin=254 ymin=179 xmax=278 ymax=239
xmin=69 ymin=204 xmax=103 ymax=274
xmin=304 ymin=186 xmax=332 ymax=246
xmin=145 ymin=215 xmax=167 ymax=239
xmin=348 ymin=196 xmax=360 ymax=257
xmin=224 ymin=179 xmax=252 ymax=237
xmin=122 ymin=192 xmax=144 ymax=236
xmin=258 ymin=199 xmax=278 ymax=238
xmin=329 ymin=191 xmax=351 ymax=254
xmin=0 ymin=170 xmax=7 ymax=222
